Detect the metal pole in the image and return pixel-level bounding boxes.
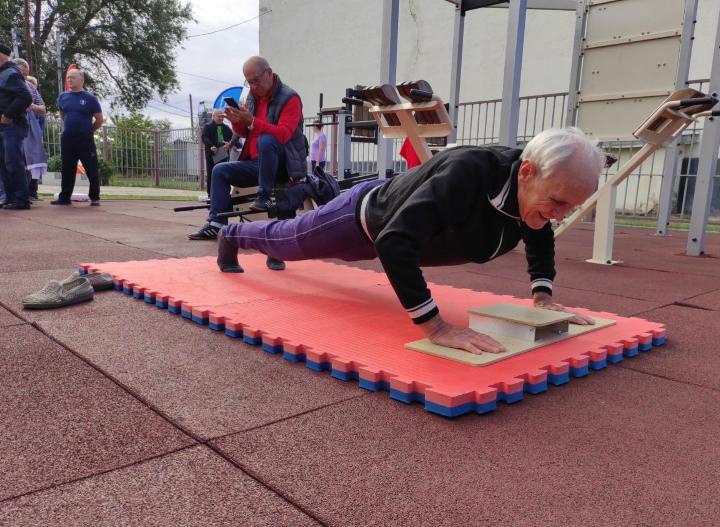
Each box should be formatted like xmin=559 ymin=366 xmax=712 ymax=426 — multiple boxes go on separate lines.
xmin=189 ymin=94 xmax=195 ymax=130
xmin=377 ymin=0 xmax=398 ymax=178
xmin=656 ymin=0 xmax=699 ymax=235
xmin=498 ymin=0 xmax=527 ymax=147
xmin=686 ymin=11 xmax=720 ymax=255
xmin=336 ymin=110 xmax=351 ymax=180
xmin=55 ymin=28 xmax=63 ymax=95
xmin=565 ymin=1 xmax=587 ymax=127
xmin=23 ymin=0 xmax=32 ymax=69
xmin=448 ymin=2 xmax=465 ymax=143
xmin=10 ymin=28 xmax=19 ymax=57
xmin=153 ymin=129 xmax=161 ymax=187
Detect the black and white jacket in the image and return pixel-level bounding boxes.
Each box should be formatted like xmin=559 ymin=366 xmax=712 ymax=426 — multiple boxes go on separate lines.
xmin=357 ymin=145 xmax=556 ymax=324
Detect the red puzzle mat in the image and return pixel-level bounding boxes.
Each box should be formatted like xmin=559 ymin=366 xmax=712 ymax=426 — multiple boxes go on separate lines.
xmin=82 ymin=255 xmax=665 ymax=417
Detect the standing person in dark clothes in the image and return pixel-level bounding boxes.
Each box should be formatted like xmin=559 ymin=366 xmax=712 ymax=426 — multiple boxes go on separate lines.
xmin=52 ymin=69 xmax=104 ymax=206
xmin=0 ymin=43 xmax=33 ymax=209
xmin=216 ymin=127 xmax=604 ymax=354
xmin=201 ymin=109 xmax=233 ymax=194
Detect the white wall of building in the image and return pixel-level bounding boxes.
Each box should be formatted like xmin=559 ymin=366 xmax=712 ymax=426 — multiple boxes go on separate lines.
xmin=259 ymin=0 xmax=720 ymax=119
xmin=260 ymin=0 xmax=576 ymax=117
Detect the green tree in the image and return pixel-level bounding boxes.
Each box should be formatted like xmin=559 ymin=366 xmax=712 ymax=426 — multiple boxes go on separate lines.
xmin=0 ymin=0 xmax=193 ymax=112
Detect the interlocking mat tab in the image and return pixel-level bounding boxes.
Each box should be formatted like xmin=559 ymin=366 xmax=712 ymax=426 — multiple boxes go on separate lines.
xmin=82 ymin=255 xmax=666 ymax=417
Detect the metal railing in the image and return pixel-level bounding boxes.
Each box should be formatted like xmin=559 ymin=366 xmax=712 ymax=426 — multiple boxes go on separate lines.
xmin=41 ymin=82 xmax=718 ymax=220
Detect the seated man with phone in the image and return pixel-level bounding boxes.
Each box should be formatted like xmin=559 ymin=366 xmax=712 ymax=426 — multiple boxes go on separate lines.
xmin=188 ymin=56 xmax=307 ymax=267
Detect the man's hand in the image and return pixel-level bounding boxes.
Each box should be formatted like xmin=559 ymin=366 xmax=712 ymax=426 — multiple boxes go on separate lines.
xmin=210 ymin=146 xmax=217 ymax=153
xmin=0 ymin=115 xmax=13 ymax=125
xmin=224 ymin=106 xmax=254 ymax=127
xmin=533 ymin=292 xmax=594 ymax=326
xmin=420 ymin=315 xmax=506 ymax=355
xmin=223 ymin=141 xmax=230 ymax=150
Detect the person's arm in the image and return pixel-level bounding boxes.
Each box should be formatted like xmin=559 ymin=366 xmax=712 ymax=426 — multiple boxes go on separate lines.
xmin=523 ymin=224 xmax=594 ymax=325
xmin=251 ymin=95 xmax=302 ymax=144
xmin=0 ymin=72 xmax=32 ymax=123
xmin=92 ymin=112 xmax=103 ymax=132
xmin=373 ymin=155 xmax=505 ymax=354
xmin=29 ymin=85 xmax=46 ymax=115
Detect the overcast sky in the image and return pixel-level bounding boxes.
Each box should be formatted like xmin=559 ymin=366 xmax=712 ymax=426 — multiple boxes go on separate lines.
xmin=141 ymin=0 xmax=260 ymax=128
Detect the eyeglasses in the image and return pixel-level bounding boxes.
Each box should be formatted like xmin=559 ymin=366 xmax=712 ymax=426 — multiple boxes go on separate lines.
xmin=244 ymin=68 xmax=268 ymax=88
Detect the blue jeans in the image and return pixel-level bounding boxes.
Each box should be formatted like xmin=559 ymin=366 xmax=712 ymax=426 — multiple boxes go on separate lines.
xmin=0 ymin=122 xmax=29 ymax=206
xmin=222 ymin=179 xmax=384 ymax=262
xmin=208 ymin=134 xmax=285 ymax=226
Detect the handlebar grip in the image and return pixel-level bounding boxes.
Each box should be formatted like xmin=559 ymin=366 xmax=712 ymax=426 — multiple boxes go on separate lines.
xmin=342 ymin=97 xmax=365 ymax=106
xmin=409 ymin=89 xmax=433 ymax=99
xmin=676 ymin=96 xmax=718 ymax=108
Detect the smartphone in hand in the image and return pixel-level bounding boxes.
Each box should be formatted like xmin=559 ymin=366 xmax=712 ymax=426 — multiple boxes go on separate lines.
xmin=223 ymin=97 xmax=240 ymax=109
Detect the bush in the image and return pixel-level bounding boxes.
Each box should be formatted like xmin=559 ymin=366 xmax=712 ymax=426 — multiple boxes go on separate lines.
xmin=47 ymin=154 xmax=61 ymax=172
xmin=45 ymin=155 xmax=114 ymax=186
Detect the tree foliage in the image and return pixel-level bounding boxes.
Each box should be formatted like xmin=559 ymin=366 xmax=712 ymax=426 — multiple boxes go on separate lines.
xmin=0 ymin=0 xmax=193 ymax=111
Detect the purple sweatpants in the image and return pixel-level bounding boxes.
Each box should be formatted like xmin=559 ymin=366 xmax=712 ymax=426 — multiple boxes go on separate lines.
xmin=222 ymin=179 xmax=385 ymax=262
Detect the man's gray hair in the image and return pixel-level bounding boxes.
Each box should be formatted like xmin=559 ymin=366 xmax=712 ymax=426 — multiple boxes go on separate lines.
xmin=521 ymin=127 xmax=605 ymax=177
xmin=13 ymin=58 xmax=29 ymax=69
xmin=67 ymin=68 xmax=85 ymax=80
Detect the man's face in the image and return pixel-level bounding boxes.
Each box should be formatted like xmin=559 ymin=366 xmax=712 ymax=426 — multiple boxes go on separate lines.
xmin=517 ymin=159 xmax=595 ymax=230
xmin=66 ymin=71 xmax=83 ymax=90
xmin=243 ymin=63 xmax=273 ymax=98
xmin=212 ymin=111 xmax=224 ymax=124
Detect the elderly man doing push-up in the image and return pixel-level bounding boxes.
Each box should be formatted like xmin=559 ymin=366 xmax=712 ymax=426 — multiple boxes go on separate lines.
xmin=217 ymin=127 xmax=604 ymax=354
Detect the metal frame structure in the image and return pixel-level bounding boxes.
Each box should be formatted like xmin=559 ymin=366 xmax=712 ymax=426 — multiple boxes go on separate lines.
xmin=379 ymin=0 xmax=577 ymax=162
xmin=686 ymin=11 xmax=720 ymax=256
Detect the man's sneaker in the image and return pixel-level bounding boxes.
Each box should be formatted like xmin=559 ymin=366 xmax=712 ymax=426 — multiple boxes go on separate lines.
xmin=51 ymin=199 xmax=71 ymax=205
xmin=188 ymin=223 xmax=220 ymax=240
xmin=22 ymin=277 xmax=94 ymax=310
xmin=249 ymin=197 xmax=272 ymax=212
xmin=90 ymin=200 xmax=101 ymax=206
xmin=62 ymin=271 xmax=115 ymax=291
xmin=266 ymin=256 xmax=286 ymax=271
xmin=3 ymin=202 xmax=30 ymax=209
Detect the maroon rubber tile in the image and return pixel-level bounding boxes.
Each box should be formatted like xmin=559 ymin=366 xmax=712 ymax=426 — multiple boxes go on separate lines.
xmin=617 ymin=304 xmax=720 ymax=390
xmin=0 ymin=446 xmax=319 ymax=527
xmin=0 ymin=306 xmax=23 ymax=328
xmin=39 ymin=305 xmax=363 ymax=440
xmin=213 ymin=368 xmax=720 ymax=527
xmin=682 ymin=289 xmax=720 ymax=311
xmin=0 ymin=268 xmax=159 ymax=324
xmin=0 ymin=238 xmax=152 ymax=273
xmin=0 ymin=325 xmax=194 ymax=501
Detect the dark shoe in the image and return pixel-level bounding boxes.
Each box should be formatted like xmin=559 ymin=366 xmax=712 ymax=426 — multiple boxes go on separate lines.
xmin=266 ymin=256 xmax=286 ymax=271
xmin=29 ymin=179 xmax=40 ymax=200
xmin=3 ymin=202 xmax=30 ymax=210
xmin=217 ymin=230 xmax=244 ymax=273
xmin=90 ymin=200 xmax=101 ymax=206
xmin=62 ymin=271 xmax=115 ymax=291
xmin=249 ymin=197 xmax=272 ymax=212
xmin=188 ymin=223 xmax=220 ymax=240
xmin=51 ymin=199 xmax=71 ymax=205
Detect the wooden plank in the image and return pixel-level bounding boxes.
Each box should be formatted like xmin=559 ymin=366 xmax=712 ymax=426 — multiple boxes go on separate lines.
xmin=405 ymin=316 xmax=616 ymax=367
xmin=468 ymin=303 xmax=573 ymax=327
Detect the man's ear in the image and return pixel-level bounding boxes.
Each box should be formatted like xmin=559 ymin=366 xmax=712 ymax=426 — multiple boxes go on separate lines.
xmin=518 ymin=159 xmax=536 ymax=182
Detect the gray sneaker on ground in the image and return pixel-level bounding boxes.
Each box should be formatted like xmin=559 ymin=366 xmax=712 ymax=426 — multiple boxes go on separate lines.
xmin=22 ymin=277 xmax=94 ymax=310
xmin=63 ymin=271 xmax=115 ymax=291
